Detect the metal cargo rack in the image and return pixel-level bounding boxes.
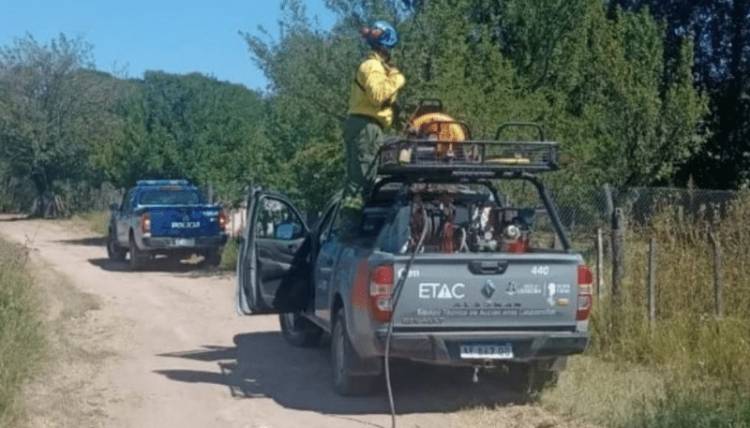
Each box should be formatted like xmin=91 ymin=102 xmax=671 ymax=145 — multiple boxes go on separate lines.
xmin=375 ymin=122 xmax=559 ymax=180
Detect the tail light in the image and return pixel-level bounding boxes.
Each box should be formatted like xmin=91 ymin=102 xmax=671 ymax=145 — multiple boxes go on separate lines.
xmin=369 ymin=265 xmax=394 ymax=323
xmin=576 ymin=264 xmax=593 ymax=321
xmin=218 ymin=210 xmax=227 ymax=232
xmin=140 ymin=213 xmax=151 ymax=234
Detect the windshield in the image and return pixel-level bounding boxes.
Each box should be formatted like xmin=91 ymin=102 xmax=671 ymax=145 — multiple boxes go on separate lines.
xmin=138 ymin=188 xmax=202 ymax=205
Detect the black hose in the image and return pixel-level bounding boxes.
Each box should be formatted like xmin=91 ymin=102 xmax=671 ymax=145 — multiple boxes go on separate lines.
xmin=384 ymin=207 xmax=429 ymax=428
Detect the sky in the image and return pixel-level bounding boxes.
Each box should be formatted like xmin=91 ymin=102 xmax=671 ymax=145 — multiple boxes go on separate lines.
xmin=1 ymin=0 xmax=336 ymax=91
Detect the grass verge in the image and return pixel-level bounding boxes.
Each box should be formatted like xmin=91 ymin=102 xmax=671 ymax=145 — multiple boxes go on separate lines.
xmin=541 ymin=192 xmax=750 ymax=427
xmin=220 ymin=237 xmax=239 ymax=271
xmin=0 ymin=238 xmax=45 ymax=426
xmin=71 ymin=211 xmax=109 ymax=236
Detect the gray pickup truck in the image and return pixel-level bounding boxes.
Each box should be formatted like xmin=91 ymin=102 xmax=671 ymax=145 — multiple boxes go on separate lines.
xmin=235 ymin=127 xmax=591 ymax=396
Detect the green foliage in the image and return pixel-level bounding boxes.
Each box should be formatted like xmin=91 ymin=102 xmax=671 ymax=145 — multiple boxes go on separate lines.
xmin=94 ymin=72 xmax=276 ymax=206
xmin=0 ymin=34 xmax=122 ymax=217
xmin=220 ymin=237 xmax=240 ymax=271
xmin=0 ymin=239 xmax=44 ymax=426
xmin=244 ymin=0 xmax=706 ymax=216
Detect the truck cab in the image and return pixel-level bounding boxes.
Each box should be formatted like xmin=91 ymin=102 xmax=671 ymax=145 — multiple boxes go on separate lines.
xmin=107 ymin=179 xmax=228 ymax=270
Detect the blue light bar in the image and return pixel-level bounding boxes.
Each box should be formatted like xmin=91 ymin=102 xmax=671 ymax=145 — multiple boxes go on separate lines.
xmin=136 ymin=179 xmax=190 ymax=187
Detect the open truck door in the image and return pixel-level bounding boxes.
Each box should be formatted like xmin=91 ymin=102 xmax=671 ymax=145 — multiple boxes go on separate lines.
xmin=236 ymin=188 xmax=309 ymax=315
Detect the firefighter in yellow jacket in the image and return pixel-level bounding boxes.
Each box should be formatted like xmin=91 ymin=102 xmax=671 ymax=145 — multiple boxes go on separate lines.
xmin=344 ymin=21 xmax=405 ymax=205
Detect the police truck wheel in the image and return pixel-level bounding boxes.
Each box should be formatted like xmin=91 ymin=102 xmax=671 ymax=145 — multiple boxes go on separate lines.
xmin=129 ymin=235 xmax=147 ymax=270
xmin=107 ymin=230 xmax=127 ymax=262
xmin=331 ymin=308 xmax=378 ymax=396
xmin=203 ymin=249 xmax=222 ymax=267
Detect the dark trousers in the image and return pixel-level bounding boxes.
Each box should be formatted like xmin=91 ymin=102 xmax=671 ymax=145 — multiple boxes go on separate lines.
xmin=343 ymin=114 xmax=383 ymax=197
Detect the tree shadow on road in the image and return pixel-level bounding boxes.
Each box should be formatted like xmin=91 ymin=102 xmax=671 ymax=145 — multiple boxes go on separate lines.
xmin=86 ymin=257 xmax=231 ymax=278
xmin=155 ymin=331 xmax=526 ymax=418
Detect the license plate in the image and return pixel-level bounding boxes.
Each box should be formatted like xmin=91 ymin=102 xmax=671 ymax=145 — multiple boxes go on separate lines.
xmin=460 ymin=343 xmax=514 ymax=360
xmin=174 ymin=238 xmax=195 ymax=247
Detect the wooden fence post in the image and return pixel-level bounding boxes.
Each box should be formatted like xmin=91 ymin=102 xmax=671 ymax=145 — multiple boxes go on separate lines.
xmin=595 ymin=227 xmax=604 ymax=300
xmin=708 ymin=231 xmax=724 ymax=319
xmin=647 ymin=238 xmax=656 ymax=327
xmin=611 ymin=208 xmax=625 ymax=302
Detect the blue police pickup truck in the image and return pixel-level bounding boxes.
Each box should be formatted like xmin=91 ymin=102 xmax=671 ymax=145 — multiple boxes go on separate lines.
xmin=106 ymin=180 xmax=228 ymax=270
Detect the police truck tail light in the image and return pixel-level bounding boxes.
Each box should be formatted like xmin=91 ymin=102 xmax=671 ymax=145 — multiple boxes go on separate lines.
xmin=218 ymin=210 xmax=227 ymax=232
xmin=577 ymin=264 xmax=593 ymax=321
xmin=140 ymin=213 xmax=151 ymax=234
xmin=369 ymin=265 xmax=394 ymax=323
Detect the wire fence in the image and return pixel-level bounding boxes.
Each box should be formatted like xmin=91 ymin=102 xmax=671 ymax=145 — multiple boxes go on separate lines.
xmin=548 ymin=185 xmax=741 ymax=256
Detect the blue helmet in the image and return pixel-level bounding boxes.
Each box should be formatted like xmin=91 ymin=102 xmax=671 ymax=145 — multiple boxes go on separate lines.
xmin=369 ymin=20 xmax=399 ymax=50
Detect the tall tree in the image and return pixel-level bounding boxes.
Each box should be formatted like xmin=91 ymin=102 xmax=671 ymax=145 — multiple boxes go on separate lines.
xmin=613 ymin=0 xmax=750 ymax=188
xmin=0 ymin=34 xmax=120 ymax=217
xmin=247 ymin=0 xmax=706 ymax=212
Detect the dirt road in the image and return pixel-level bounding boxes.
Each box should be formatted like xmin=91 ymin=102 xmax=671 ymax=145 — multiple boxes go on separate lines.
xmin=1 ymin=217 xmax=580 ymax=428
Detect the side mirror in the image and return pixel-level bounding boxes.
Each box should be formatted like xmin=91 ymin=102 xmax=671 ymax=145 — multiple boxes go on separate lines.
xmin=109 ymin=203 xmax=119 ymax=212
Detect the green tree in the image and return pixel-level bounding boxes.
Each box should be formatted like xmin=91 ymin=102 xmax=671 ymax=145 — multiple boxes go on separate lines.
xmin=0 ymin=34 xmax=121 ymax=217
xmin=94 ymin=71 xmax=276 ymax=206
xmin=247 ymin=0 xmax=706 ymax=212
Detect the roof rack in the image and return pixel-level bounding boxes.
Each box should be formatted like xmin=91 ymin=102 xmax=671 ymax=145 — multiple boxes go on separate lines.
xmin=376 ymin=122 xmax=559 ymax=180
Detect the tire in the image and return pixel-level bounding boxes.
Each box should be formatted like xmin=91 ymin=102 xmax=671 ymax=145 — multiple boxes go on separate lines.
xmin=129 ymin=234 xmax=147 ymax=270
xmin=509 ymin=362 xmax=559 ymax=396
xmin=107 ymin=229 xmax=127 ymax=262
xmin=203 ymin=249 xmax=222 ymax=267
xmin=279 ymin=312 xmax=323 ymax=347
xmin=330 ymin=308 xmax=379 ymax=396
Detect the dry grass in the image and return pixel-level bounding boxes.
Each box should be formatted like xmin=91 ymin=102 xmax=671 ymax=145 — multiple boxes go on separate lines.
xmin=541 ymin=192 xmax=750 ymax=427
xmin=70 ymin=210 xmax=110 ymax=236
xmin=0 ymin=239 xmax=45 ymax=426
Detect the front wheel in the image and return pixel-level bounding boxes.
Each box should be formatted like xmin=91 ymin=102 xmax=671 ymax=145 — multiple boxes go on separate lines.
xmin=279 ymin=312 xmax=323 ymax=347
xmin=331 ymin=308 xmax=379 ymax=396
xmin=107 ymin=229 xmax=127 ymax=262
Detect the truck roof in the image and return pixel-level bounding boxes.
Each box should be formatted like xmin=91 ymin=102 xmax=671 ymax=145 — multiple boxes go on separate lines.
xmin=136 ymin=179 xmax=191 ymax=187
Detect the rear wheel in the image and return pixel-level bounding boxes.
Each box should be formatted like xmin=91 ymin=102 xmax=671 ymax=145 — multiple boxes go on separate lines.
xmin=331 ymin=308 xmax=379 ymax=396
xmin=107 ymin=229 xmax=127 ymax=262
xmin=509 ymin=361 xmax=559 ymax=396
xmin=203 ymin=249 xmax=222 ymax=267
xmin=279 ymin=312 xmax=323 ymax=347
xmin=129 ymin=234 xmax=148 ymax=270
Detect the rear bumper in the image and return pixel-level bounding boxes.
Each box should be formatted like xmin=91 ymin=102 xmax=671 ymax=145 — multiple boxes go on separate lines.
xmin=140 ymin=234 xmax=228 ymax=251
xmin=373 ymin=330 xmax=588 ymax=365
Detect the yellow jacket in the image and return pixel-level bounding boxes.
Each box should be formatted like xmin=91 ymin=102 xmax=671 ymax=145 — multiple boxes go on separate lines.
xmin=348 ymin=52 xmax=406 ymax=128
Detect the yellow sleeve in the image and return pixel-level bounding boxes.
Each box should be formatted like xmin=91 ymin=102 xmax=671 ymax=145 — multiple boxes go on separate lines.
xmin=357 ymin=59 xmax=406 ymax=106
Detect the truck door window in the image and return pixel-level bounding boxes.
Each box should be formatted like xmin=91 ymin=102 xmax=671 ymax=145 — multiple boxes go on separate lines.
xmin=255 ymin=197 xmax=304 ymax=241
